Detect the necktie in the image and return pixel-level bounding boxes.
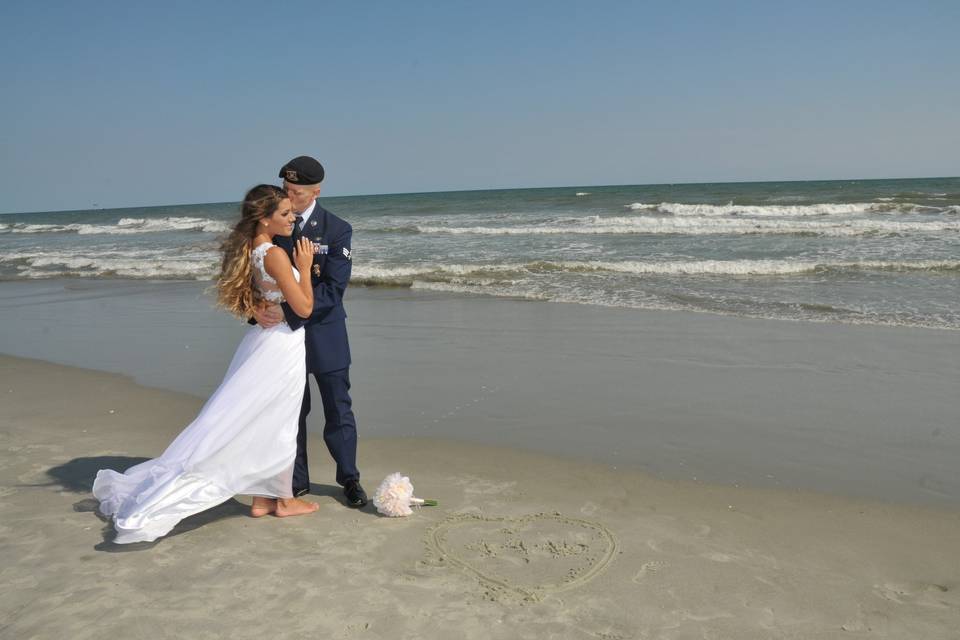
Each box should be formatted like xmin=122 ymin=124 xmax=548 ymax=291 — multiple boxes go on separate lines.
xmin=292 ymin=215 xmax=304 ymax=245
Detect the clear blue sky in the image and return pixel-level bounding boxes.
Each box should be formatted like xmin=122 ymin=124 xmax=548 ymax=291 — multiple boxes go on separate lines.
xmin=1 ymin=1 xmax=957 ymax=213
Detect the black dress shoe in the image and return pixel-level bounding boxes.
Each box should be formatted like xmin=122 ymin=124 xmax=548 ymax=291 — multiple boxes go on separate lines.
xmin=343 ymin=480 xmax=368 ymax=508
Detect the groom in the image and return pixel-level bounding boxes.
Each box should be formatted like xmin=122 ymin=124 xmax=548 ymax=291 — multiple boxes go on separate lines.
xmin=253 ymin=155 xmax=368 ymax=508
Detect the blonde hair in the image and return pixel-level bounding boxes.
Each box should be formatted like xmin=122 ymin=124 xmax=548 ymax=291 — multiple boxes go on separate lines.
xmin=216 ymin=184 xmax=287 ymax=318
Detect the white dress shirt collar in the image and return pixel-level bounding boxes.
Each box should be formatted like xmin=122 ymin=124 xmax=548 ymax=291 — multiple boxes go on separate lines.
xmin=297 ymin=200 xmax=317 ymax=228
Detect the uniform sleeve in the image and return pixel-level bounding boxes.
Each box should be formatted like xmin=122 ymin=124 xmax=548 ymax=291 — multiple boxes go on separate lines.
xmin=280 ymin=302 xmax=303 ymax=329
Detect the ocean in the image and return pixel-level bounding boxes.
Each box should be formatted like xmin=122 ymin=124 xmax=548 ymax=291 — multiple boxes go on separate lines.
xmin=2 ymin=177 xmax=958 ymax=329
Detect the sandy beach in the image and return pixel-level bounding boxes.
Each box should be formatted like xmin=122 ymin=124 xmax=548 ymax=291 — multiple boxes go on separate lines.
xmin=1 ymin=280 xmax=958 ymax=638
xmin=1 ymin=353 xmax=958 ymax=639
xmin=1 ymin=281 xmax=958 ymax=507
xmin=4 ymin=2 xmax=959 ymax=636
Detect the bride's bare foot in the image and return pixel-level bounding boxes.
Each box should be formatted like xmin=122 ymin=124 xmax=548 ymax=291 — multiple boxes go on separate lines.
xmin=250 ymin=497 xmax=277 ymax=518
xmin=275 ymin=497 xmax=320 ymax=517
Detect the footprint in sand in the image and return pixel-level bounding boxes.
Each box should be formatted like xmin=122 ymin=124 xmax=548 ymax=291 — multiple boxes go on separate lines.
xmin=873 ymin=582 xmax=955 ymax=609
xmin=425 ymin=512 xmax=619 ymax=601
xmin=585 ymin=631 xmax=629 ymax=640
xmin=632 ymin=560 xmax=668 ymax=582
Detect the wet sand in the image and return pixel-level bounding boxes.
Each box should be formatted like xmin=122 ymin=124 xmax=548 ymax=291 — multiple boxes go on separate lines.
xmin=0 ymin=280 xmax=958 ymax=506
xmin=1 ymin=355 xmax=958 ymax=639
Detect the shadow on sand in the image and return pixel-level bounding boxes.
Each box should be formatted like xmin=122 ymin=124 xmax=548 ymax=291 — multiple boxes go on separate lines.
xmin=46 ymin=456 xmax=250 ymax=552
xmin=42 ymin=458 xmax=375 ymax=550
xmin=309 ymin=481 xmax=377 ymax=515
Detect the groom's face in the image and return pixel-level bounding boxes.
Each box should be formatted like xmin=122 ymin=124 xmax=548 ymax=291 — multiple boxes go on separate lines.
xmin=285 ymin=182 xmax=321 ymax=213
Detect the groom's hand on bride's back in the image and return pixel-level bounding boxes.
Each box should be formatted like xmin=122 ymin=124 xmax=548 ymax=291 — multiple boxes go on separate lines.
xmin=251 ymin=302 xmax=284 ymax=328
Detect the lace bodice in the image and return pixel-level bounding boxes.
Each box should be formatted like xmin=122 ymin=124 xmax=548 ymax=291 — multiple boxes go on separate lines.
xmin=251 ymin=242 xmax=300 ymax=303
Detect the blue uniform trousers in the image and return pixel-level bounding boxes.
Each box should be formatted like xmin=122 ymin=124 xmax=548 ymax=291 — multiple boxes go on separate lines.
xmin=293 ymin=367 xmax=359 ymax=495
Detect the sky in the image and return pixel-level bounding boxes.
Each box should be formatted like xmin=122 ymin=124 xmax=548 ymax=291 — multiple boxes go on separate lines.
xmin=1 ymin=1 xmax=957 ymax=213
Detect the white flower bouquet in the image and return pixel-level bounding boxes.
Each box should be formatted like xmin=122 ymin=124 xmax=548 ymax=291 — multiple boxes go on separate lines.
xmin=372 ymin=472 xmax=438 ymax=517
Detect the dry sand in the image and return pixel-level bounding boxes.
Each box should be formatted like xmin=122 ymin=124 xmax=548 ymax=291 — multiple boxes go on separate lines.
xmin=1 ymin=354 xmax=958 ymax=639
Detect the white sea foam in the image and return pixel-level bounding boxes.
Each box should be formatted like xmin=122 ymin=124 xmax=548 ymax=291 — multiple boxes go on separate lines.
xmin=0 ymin=222 xmax=74 ymax=234
xmin=378 ymin=259 xmax=959 ymax=279
xmin=349 ymin=263 xmax=522 ymax=286
xmin=624 ymin=201 xmax=937 ymax=217
xmin=113 ymin=217 xmax=230 ymax=233
xmin=545 ymin=259 xmax=960 ymax=276
xmin=575 ymin=192 xmax=590 ymax=196
xmin=2 ymin=249 xmax=218 ymax=279
xmin=352 ymin=263 xmax=518 ymax=278
xmin=408 ymin=279 xmax=958 ymax=331
xmin=601 ymin=215 xmax=960 ymax=233
xmin=0 ymin=217 xmax=230 ymax=235
xmin=415 ymin=216 xmax=960 ymax=237
xmin=6 ymin=241 xmax=958 ymax=282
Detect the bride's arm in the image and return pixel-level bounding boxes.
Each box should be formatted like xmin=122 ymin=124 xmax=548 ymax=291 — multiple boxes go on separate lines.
xmin=263 ymin=244 xmax=314 ymax=319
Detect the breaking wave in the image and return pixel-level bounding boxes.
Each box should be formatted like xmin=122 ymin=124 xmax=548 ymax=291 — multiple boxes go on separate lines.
xmin=9 ymin=250 xmax=955 ymax=283
xmin=411 ymin=216 xmax=960 ymax=237
xmin=353 ymin=259 xmax=960 ymax=284
xmin=0 ymin=217 xmax=230 ymax=235
xmin=624 ymin=201 xmax=945 ymax=216
xmin=0 ymin=249 xmax=218 ymax=280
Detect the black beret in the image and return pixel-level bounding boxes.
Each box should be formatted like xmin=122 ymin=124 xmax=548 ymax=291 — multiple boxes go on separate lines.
xmin=279 ymin=155 xmax=325 ymax=185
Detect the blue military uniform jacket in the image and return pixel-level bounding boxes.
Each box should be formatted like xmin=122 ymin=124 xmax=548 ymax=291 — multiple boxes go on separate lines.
xmin=274 ymin=204 xmax=352 ymax=375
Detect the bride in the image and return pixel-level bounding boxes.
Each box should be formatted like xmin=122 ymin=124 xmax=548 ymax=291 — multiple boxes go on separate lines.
xmin=94 ymin=184 xmax=319 ymax=544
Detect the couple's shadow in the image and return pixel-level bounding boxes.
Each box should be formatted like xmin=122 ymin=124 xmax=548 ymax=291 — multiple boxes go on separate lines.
xmin=46 ymin=456 xmax=354 ymax=553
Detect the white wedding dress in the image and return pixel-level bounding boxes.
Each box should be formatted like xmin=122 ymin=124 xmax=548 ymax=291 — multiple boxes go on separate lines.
xmin=94 ymin=243 xmax=306 ymax=543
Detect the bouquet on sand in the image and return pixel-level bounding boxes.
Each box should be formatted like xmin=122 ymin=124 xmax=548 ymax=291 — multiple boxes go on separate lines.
xmin=372 ymin=472 xmax=438 ymax=517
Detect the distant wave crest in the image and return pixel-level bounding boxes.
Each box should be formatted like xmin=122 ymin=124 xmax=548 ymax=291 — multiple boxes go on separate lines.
xmin=351 ymin=258 xmax=960 ymax=284
xmin=10 ymin=251 xmax=955 ymax=282
xmin=1 ymin=249 xmax=218 ymax=280
xmin=624 ymin=201 xmax=943 ymax=217
xmin=541 ymin=258 xmax=960 ymax=276
xmin=0 ymin=216 xmax=230 ymax=235
xmin=411 ymin=216 xmax=960 ymax=237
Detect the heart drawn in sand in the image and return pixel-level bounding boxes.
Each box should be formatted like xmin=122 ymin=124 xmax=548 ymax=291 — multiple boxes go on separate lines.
xmin=425 ymin=512 xmax=619 ymax=600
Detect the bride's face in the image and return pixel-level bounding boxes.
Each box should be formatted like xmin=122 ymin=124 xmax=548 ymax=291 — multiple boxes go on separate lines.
xmin=263 ymin=198 xmax=295 ymax=236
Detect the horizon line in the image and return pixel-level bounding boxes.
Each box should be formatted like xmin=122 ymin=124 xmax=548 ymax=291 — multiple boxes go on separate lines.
xmin=3 ymin=174 xmax=958 ymax=216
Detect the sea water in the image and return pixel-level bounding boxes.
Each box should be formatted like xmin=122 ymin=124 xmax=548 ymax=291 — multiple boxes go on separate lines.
xmin=2 ymin=177 xmax=958 ymax=329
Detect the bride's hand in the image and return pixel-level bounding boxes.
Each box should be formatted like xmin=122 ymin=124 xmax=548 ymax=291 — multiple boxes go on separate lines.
xmin=293 ymin=237 xmax=314 ymax=272
xmin=252 ymin=301 xmax=283 ymax=328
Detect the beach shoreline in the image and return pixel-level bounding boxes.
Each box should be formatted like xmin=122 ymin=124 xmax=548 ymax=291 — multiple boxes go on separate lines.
xmin=1 ymin=354 xmax=958 ymax=638
xmin=1 ymin=279 xmax=958 ymax=507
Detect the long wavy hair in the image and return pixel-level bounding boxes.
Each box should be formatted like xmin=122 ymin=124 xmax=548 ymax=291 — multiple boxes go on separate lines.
xmin=216 ymin=184 xmax=288 ymax=318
